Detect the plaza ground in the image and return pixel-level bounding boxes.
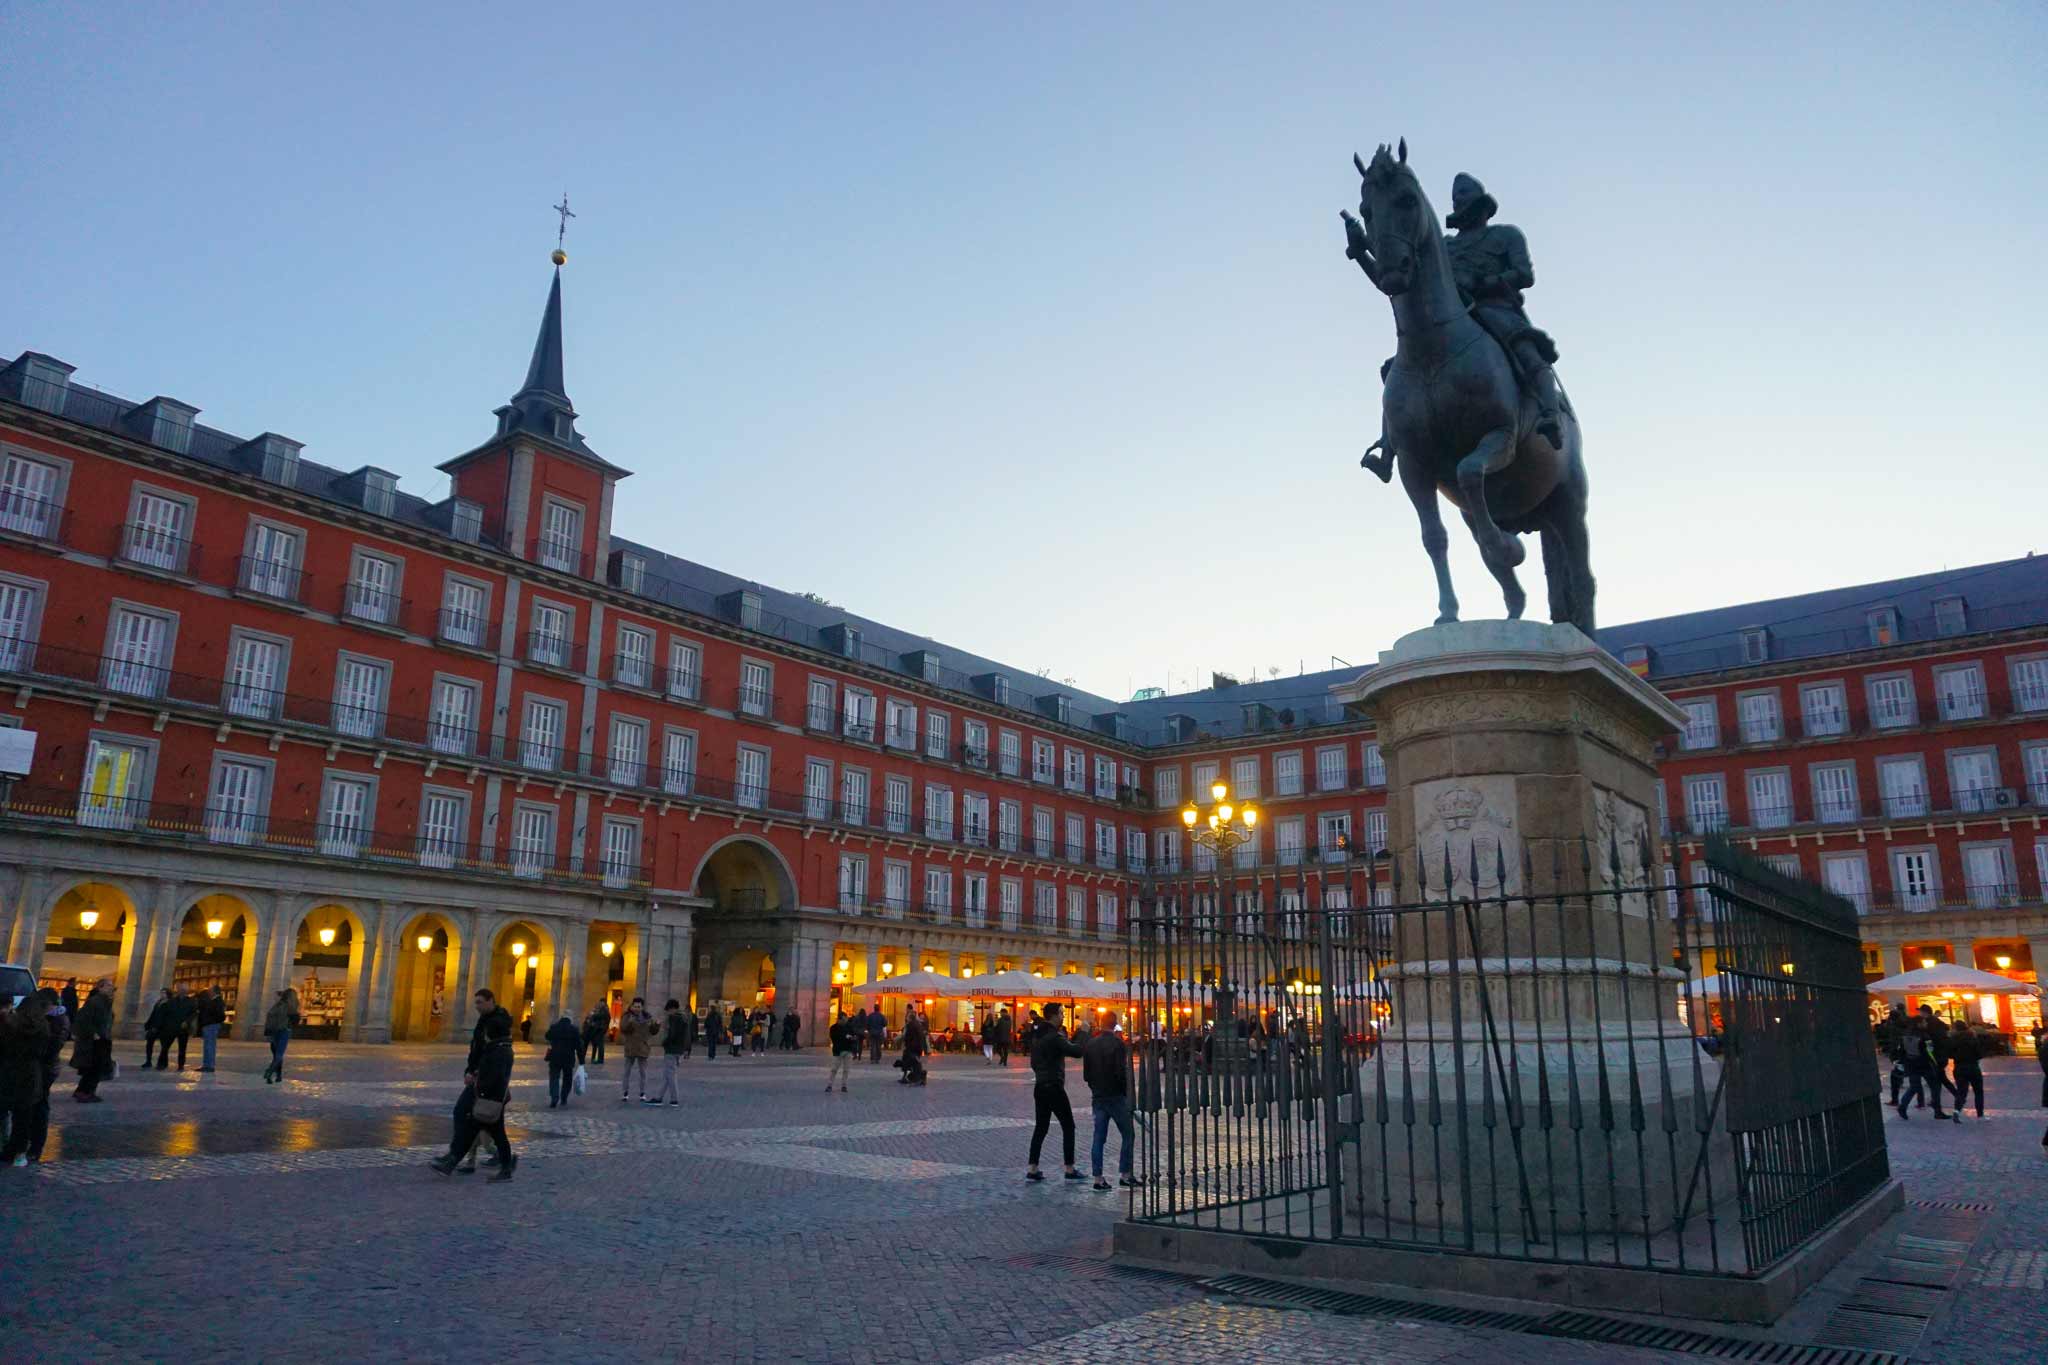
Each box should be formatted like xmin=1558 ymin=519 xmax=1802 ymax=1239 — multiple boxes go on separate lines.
xmin=4 ymin=1044 xmax=2045 ymax=1363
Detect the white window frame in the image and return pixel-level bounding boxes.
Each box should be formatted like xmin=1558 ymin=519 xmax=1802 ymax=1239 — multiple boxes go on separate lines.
xmin=1890 ymin=846 xmax=1939 ymax=912
xmin=124 ymin=484 xmax=196 ymax=572
xmin=1866 ymin=674 xmax=1916 ymax=730
xmin=1877 ymin=754 xmax=1928 ymax=818
xmin=1678 ymin=698 xmax=1720 ymax=751
xmin=1362 ymin=742 xmax=1386 ymax=788
xmin=205 ymin=753 xmax=272 ymax=846
xmin=925 ymin=709 xmax=951 ymax=760
xmin=804 ymin=757 xmax=834 ymax=821
xmin=240 ymin=516 xmax=304 ymax=599
xmin=537 ymin=496 xmax=584 ymax=573
xmin=102 ymin=601 xmax=177 ymax=698
xmin=841 ymin=766 xmax=871 ymax=826
xmin=509 ymin=802 xmax=557 ymax=879
xmin=344 ymin=548 xmax=403 ymax=626
xmin=1799 ymin=681 xmax=1847 ymax=737
xmin=1745 ymin=768 xmax=1792 ymax=829
xmin=667 ymin=638 xmax=703 ymax=701
xmin=735 ymin=743 xmax=769 ymax=810
xmin=1683 ymin=774 xmax=1728 ymax=834
xmin=528 ymin=599 xmax=575 ymax=670
xmin=739 ymin=658 xmax=773 ymax=717
xmin=614 ymin=624 xmax=655 ymax=689
xmin=1810 ymin=762 xmax=1858 ymax=824
xmin=522 ymin=695 xmax=567 ymax=771
xmin=1031 ymin=738 xmax=1056 ymax=784
xmin=1933 ymin=662 xmax=1986 ymax=722
xmin=601 ymin=817 xmax=641 ymax=889
xmin=838 ymin=853 xmax=869 ymax=913
xmin=807 ymin=676 xmax=836 ymax=731
xmin=223 ymin=627 xmax=288 ymax=720
xmin=661 ymin=727 xmax=697 ymax=796
xmin=1960 ymin=840 xmax=2016 ymax=909
xmin=842 ymin=687 xmax=876 ymax=742
xmin=1274 ymin=751 xmax=1303 ymax=797
xmin=884 ymin=775 xmax=911 ymax=832
xmin=1155 ymin=765 xmax=1182 ymax=808
xmin=608 ymin=714 xmax=649 ymax=787
xmin=1314 ymin=747 xmax=1345 ymax=792
xmin=1230 ymin=756 xmax=1259 ymax=800
xmin=0 ymin=448 xmax=67 ymax=540
xmin=439 ymin=574 xmax=491 ymax=649
xmin=998 ymin=729 xmax=1022 ymax=777
xmin=885 ymin=697 xmax=918 ymax=750
xmin=1063 ymin=747 xmax=1086 ymax=793
xmin=1736 ymin=690 xmax=1782 ymax=744
xmin=418 ymin=787 xmax=469 ymax=868
xmin=2008 ymin=655 xmax=2048 ymax=714
xmin=428 ymin=674 xmax=480 ymax=756
xmin=331 ymin=652 xmax=390 ymax=741
xmin=318 ymin=770 xmax=376 ymax=858
xmin=1946 ymin=747 xmax=2001 ymax=813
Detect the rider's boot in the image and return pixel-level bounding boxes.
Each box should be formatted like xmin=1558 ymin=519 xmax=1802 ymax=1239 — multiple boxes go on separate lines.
xmin=1530 ymin=365 xmax=1563 ymax=447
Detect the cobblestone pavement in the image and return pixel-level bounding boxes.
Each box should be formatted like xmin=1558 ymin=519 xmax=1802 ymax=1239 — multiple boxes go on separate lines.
xmin=4 ymin=1043 xmax=2045 ymax=1362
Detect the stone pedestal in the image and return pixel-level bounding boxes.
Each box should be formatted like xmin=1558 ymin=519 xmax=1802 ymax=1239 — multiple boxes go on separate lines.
xmin=1335 ymin=621 xmax=1718 ymax=1238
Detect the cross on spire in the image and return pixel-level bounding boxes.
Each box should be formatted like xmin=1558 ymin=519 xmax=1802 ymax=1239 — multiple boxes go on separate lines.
xmin=552 ymin=193 xmax=575 ymax=252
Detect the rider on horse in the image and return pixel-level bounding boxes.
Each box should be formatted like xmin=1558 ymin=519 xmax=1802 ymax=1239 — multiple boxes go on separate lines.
xmin=1362 ymin=172 xmax=1564 ymax=478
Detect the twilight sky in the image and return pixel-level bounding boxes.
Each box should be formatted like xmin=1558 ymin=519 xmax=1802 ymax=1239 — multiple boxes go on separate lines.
xmin=5 ymin=1 xmax=2044 ymax=701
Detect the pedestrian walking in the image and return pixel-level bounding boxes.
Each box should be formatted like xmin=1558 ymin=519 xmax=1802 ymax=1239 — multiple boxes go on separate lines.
xmin=431 ymin=1012 xmax=517 ymax=1181
xmin=1949 ymin=1022 xmax=1988 ymax=1119
xmin=981 ymin=1015 xmax=995 ymax=1065
xmin=650 ymin=1000 xmax=689 ymax=1106
xmin=1877 ymin=1006 xmax=1909 ymax=1107
xmin=582 ymin=1000 xmax=611 ymax=1065
xmin=617 ymin=997 xmax=658 ymax=1100
xmin=451 ymin=990 xmax=514 ymax=1173
xmin=826 ymin=1012 xmax=857 ymax=1092
xmin=994 ymin=1009 xmax=1013 ymax=1067
xmin=142 ymin=988 xmax=173 ymax=1070
xmin=195 ymin=987 xmax=226 ymax=1072
xmin=728 ymin=1006 xmax=748 ymax=1059
xmin=260 ymin=987 xmax=300 ymax=1084
xmin=70 ymin=978 xmax=115 ymax=1103
xmin=1 ymin=989 xmax=52 ymax=1166
xmin=865 ymin=1007 xmax=886 ymax=1064
xmin=1083 ymin=1010 xmax=1139 ymax=1191
xmin=21 ymin=988 xmax=66 ymax=1161
xmin=782 ymin=1009 xmax=800 ymax=1051
xmin=545 ymin=1011 xmax=581 ymax=1108
xmin=1896 ymin=1007 xmax=1955 ymax=1122
xmin=60 ymin=980 xmax=79 ymax=1020
xmin=697 ymin=1007 xmax=719 ymax=1060
xmin=1025 ymin=1001 xmax=1086 ymax=1183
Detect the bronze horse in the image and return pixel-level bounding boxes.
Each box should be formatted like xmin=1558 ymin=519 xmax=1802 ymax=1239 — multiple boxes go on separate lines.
xmin=1342 ymin=141 xmax=1595 ymax=635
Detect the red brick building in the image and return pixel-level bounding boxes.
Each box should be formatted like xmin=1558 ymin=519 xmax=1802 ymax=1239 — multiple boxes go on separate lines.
xmin=2 ymin=262 xmax=2043 ymax=1043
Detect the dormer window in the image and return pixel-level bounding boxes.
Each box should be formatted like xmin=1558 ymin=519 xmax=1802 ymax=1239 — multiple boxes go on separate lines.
xmin=258 ymin=436 xmax=301 ymax=488
xmin=1866 ymin=605 xmax=1899 ymax=647
xmin=1932 ymin=595 xmax=1967 ymax=638
xmin=363 ymin=471 xmax=395 ymax=517
xmin=617 ymin=553 xmax=645 ymax=594
xmin=449 ymin=498 xmax=482 ymax=544
xmin=1739 ymin=627 xmax=1769 ymax=664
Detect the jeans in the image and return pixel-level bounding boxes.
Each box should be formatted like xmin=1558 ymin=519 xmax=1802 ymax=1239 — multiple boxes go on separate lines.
xmin=201 ymin=1024 xmax=220 ymax=1070
xmin=549 ymin=1059 xmax=576 ymax=1107
xmin=1029 ymin=1085 xmax=1076 ymax=1168
xmin=653 ymin=1053 xmax=682 ymax=1103
xmin=1900 ymin=1059 xmax=1946 ymax=1114
xmin=827 ymin=1053 xmax=852 ymax=1087
xmin=621 ymin=1055 xmax=649 ymax=1096
xmin=1090 ymin=1094 xmax=1135 ymax=1177
xmin=266 ymin=1030 xmax=290 ymax=1079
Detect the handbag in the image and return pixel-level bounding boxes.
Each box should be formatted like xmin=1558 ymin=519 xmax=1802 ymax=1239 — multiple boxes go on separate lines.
xmin=471 ymin=1095 xmax=506 ymax=1123
xmin=573 ymin=1064 xmax=588 ymax=1095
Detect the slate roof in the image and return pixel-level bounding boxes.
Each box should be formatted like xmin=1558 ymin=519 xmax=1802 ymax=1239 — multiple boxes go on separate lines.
xmin=7 ymin=263 xmax=2043 ymax=751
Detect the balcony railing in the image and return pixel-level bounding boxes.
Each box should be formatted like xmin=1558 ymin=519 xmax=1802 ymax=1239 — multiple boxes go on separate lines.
xmin=520 ymin=632 xmax=583 ymax=673
xmin=342 ymin=583 xmax=408 ymax=629
xmin=0 ymin=782 xmax=647 ymax=887
xmin=116 ymin=522 xmax=198 ymax=576
xmin=235 ymin=555 xmax=308 ymax=604
xmin=0 ymin=490 xmax=66 ymax=544
xmin=658 ymin=664 xmax=701 ymax=702
xmin=806 ymin=703 xmax=835 ymax=732
xmin=842 ymin=715 xmax=876 ymax=743
xmin=435 ymin=607 xmax=494 ymax=650
xmin=611 ymin=650 xmax=655 ymax=690
xmin=736 ymin=682 xmax=775 ymax=720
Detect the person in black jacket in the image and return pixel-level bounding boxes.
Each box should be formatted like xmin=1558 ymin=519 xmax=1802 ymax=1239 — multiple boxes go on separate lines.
xmin=1025 ymin=1002 xmax=1086 ymax=1182
xmin=452 ymin=989 xmax=515 ymax=1173
xmin=728 ymin=1006 xmax=749 ymax=1060
xmin=826 ymin=1012 xmax=857 ymax=1092
xmin=432 ymin=1012 xmax=516 ymax=1180
xmin=544 ymin=1012 xmax=581 ymax=1108
xmin=22 ymin=989 xmax=67 ymax=1161
xmin=1 ymin=992 xmax=51 ymax=1166
xmin=142 ymin=988 xmax=174 ymax=1070
xmin=1948 ymin=1022 xmax=1988 ymax=1119
xmin=897 ymin=1011 xmax=928 ymax=1086
xmin=195 ymin=987 xmax=227 ymax=1072
xmin=581 ymin=1000 xmax=611 ymax=1065
xmin=993 ymin=1009 xmax=1014 ymax=1068
xmin=1082 ymin=1011 xmax=1138 ymax=1190
xmin=159 ymin=986 xmax=197 ymax=1071
xmin=650 ymin=1001 xmax=689 ymax=1106
xmin=865 ymin=1007 xmax=887 ymax=1063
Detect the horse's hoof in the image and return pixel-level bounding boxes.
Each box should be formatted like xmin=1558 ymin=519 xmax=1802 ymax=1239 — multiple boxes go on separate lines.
xmin=1435 ymin=611 xmax=1460 ymax=626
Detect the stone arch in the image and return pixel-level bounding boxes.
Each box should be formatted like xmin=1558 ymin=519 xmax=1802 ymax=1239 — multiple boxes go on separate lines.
xmin=489 ymin=918 xmax=559 ymax=1036
xmin=288 ymin=901 xmax=371 ymax=1042
xmin=175 ymin=891 xmax=265 ymax=1039
xmin=391 ymin=909 xmax=464 ymax=1043
xmin=691 ymin=835 xmax=798 ymax=914
xmin=38 ymin=879 xmax=140 ymax=996
xmin=718 ymin=947 xmax=776 ymax=1008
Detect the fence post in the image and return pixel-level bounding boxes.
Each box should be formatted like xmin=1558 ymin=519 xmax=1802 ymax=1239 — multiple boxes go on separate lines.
xmin=1317 ymin=915 xmax=1346 ymax=1239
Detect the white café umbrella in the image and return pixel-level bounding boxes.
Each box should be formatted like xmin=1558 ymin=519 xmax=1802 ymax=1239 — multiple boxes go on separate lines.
xmin=967 ymin=969 xmax=1043 ymax=998
xmin=852 ymin=969 xmax=962 ymax=999
xmin=1865 ymin=964 xmax=2042 ymax=997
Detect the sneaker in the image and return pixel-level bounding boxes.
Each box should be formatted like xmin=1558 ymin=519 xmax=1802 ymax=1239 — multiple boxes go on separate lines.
xmin=1092 ymin=1178 xmax=1112 ymax=1191
xmin=668 ymin=1100 xmax=679 ymax=1107
xmin=480 ymin=1154 xmax=500 ymax=1167
xmin=621 ymin=1094 xmax=630 ymax=1103
xmin=839 ymin=1086 xmax=847 ymax=1093
xmin=198 ymin=1067 xmax=215 ymax=1073
xmin=10 ymin=1156 xmax=26 ymax=1168
xmin=1120 ymin=1175 xmax=1144 ymax=1188
xmin=488 ymin=1157 xmax=516 ymax=1182
xmin=455 ymin=1164 xmax=476 ymax=1175
xmin=1063 ymin=1170 xmax=1086 ymax=1181
xmin=429 ymin=1156 xmax=457 ymax=1176
xmin=1025 ymin=1170 xmax=1046 ymax=1182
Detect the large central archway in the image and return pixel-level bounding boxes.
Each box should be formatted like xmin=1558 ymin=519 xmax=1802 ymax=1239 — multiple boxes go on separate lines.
xmin=691 ymin=836 xmax=798 ymax=914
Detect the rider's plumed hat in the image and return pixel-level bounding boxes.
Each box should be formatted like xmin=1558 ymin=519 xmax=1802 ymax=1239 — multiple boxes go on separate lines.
xmin=1445 ymin=173 xmax=1498 ymax=230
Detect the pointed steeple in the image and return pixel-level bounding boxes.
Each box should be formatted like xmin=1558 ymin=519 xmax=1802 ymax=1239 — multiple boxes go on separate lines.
xmin=516 ymin=265 xmax=569 ymax=404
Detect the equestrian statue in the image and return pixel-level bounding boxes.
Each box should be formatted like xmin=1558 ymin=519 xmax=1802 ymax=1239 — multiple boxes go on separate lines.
xmin=1342 ymin=139 xmax=1594 ymax=635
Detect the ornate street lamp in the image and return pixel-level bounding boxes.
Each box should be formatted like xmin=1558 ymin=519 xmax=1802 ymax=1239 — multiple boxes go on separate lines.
xmin=79 ymin=909 xmax=100 ymax=932
xmin=1181 ymin=778 xmax=1261 ymax=861
xmin=317 ymin=926 xmax=337 ymax=948
xmin=417 ymin=934 xmax=434 ymax=954
xmin=600 ymin=940 xmax=617 ymax=958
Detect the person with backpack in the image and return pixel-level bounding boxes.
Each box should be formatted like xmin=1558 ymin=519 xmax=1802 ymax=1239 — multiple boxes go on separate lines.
xmin=1896 ymin=1007 xmax=1955 ymax=1122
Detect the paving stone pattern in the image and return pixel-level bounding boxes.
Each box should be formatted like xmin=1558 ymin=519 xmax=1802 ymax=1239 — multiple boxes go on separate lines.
xmin=5 ymin=1043 xmax=2047 ymax=1362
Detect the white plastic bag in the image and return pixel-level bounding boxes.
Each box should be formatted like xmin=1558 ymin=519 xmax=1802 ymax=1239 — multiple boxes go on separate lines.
xmin=573 ymin=1063 xmax=588 ymax=1095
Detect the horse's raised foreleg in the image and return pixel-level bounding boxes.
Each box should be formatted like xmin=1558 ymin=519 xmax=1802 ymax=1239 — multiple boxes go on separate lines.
xmin=1464 ymin=508 xmax=1526 ymax=620
xmin=1399 ymin=455 xmax=1458 ymax=624
xmin=1455 ymin=428 xmax=1526 ymax=569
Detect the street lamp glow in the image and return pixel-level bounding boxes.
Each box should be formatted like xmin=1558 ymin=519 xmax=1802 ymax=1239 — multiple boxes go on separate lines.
xmin=1242 ymin=805 xmax=1258 ymax=827
xmin=1920 ymin=957 xmax=1936 ymax=969
xmin=1996 ymin=955 xmax=2013 ymax=969
xmin=881 ymin=961 xmax=894 ymax=976
xmin=510 ymin=941 xmax=526 ymax=961
xmin=836 ymin=957 xmax=850 ymax=972
xmin=417 ymin=934 xmax=434 ymax=953
xmin=318 ymin=926 xmax=336 ymax=947
xmin=205 ymin=918 xmax=225 ymax=940
xmin=527 ymin=955 xmax=540 ymax=970
xmin=1210 ymin=781 xmax=1228 ymax=802
xmin=1217 ymin=803 xmax=1234 ymax=823
xmin=79 ymin=909 xmax=100 ymax=931
xmin=600 ymin=940 xmax=616 ymax=957
xmin=1180 ymin=805 xmax=1197 ymax=827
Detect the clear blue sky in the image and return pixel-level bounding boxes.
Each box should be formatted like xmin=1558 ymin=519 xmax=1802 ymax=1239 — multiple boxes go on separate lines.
xmin=6 ymin=1 xmax=2044 ymax=700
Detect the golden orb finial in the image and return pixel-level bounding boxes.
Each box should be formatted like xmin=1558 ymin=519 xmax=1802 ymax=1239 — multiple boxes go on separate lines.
xmin=551 ymin=248 xmax=568 ymax=266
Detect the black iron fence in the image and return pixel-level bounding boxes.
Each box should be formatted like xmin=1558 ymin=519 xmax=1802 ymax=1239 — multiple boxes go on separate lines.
xmin=1123 ymin=835 xmax=1887 ymax=1279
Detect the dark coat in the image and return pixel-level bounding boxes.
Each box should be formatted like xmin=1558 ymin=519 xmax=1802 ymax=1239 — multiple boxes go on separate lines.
xmin=75 ymin=988 xmax=114 ymax=1045
xmin=0 ymin=1004 xmax=50 ymax=1106
xmin=467 ymin=1006 xmax=514 ymax=1072
xmin=829 ymin=1018 xmax=859 ymax=1056
xmin=144 ymin=996 xmax=174 ymax=1038
xmin=473 ymin=1037 xmax=515 ymax=1104
xmin=865 ymin=1010 xmax=887 ymax=1038
xmin=168 ymin=994 xmax=198 ymax=1037
xmin=661 ymin=1011 xmax=691 ymax=1055
xmin=195 ymin=993 xmax=227 ymax=1029
xmin=1029 ymin=1024 xmax=1084 ymax=1087
xmin=545 ymin=1017 xmax=582 ymax=1063
xmin=1082 ymin=1030 xmax=1130 ymax=1100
